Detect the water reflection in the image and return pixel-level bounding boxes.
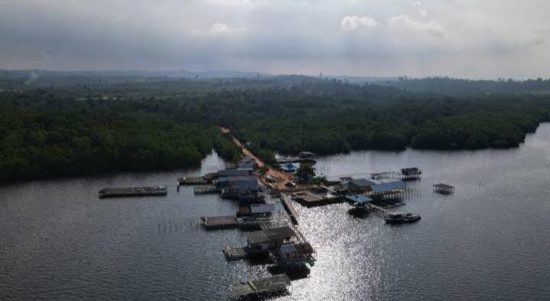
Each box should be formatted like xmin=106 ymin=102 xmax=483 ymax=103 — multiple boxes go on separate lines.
xmin=2 ymin=127 xmax=550 ymax=300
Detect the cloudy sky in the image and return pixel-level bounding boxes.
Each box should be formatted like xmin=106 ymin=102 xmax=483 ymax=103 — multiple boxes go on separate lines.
xmin=0 ymin=0 xmax=549 ymax=78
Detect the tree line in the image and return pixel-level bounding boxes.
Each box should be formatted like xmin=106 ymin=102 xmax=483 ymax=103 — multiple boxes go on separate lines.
xmin=1 ymin=76 xmax=550 ymax=181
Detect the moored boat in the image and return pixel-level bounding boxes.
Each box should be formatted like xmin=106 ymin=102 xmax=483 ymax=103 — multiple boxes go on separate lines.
xmin=384 ymin=212 xmax=421 ymax=224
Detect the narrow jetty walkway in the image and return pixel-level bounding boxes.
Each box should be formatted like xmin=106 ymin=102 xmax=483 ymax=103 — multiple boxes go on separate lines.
xmin=281 ymin=194 xmax=299 ymax=225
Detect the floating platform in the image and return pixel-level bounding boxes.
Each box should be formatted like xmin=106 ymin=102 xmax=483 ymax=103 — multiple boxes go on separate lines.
xmin=223 ymin=246 xmax=248 ymax=261
xmin=178 ymin=176 xmax=209 ymax=185
xmin=232 ymin=274 xmax=291 ymax=299
xmin=433 ymin=183 xmax=455 ymax=195
xmin=194 ymin=185 xmax=220 ymax=195
xmin=292 ymin=191 xmax=343 ymax=207
xmin=98 ymin=186 xmax=167 ymax=198
xmin=201 ymin=216 xmax=238 ymax=230
xmin=281 ymin=194 xmax=299 ymax=225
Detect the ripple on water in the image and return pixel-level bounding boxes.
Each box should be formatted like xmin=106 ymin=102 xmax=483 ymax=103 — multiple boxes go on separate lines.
xmin=3 ymin=127 xmax=550 ymax=300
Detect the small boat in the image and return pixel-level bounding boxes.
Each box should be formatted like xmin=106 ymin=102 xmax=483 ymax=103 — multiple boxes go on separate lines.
xmin=348 ymin=204 xmax=371 ymax=217
xmin=384 ymin=212 xmax=421 ymax=224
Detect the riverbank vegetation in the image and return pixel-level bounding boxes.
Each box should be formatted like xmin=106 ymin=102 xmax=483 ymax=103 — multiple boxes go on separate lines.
xmin=1 ymin=72 xmax=550 ymax=181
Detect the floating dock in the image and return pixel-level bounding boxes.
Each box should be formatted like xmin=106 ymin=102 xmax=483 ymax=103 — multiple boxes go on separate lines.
xmin=292 ymin=191 xmax=342 ymax=207
xmin=202 ymin=213 xmax=290 ymax=231
xmin=98 ymin=186 xmax=167 ymax=198
xmin=281 ymin=194 xmax=299 ymax=225
xmin=232 ymin=274 xmax=291 ymax=299
xmin=201 ymin=216 xmax=238 ymax=230
xmin=223 ymin=246 xmax=248 ymax=261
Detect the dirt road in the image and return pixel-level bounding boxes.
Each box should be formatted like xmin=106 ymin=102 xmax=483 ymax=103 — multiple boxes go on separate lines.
xmin=221 ymin=127 xmax=291 ymax=190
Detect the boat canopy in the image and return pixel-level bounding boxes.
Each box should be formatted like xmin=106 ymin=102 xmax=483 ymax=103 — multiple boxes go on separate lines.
xmin=345 ymin=194 xmax=373 ymax=204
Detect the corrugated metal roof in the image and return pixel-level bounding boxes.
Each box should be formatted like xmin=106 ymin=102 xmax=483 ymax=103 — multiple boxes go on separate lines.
xmin=371 ymin=181 xmax=406 ymax=193
xmin=247 ymin=226 xmax=295 ymax=245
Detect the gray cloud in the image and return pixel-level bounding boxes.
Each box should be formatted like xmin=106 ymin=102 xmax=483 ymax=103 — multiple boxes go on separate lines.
xmin=0 ymin=0 xmax=549 ymax=78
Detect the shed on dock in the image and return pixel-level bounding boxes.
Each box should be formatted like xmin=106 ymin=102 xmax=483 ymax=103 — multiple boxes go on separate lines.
xmin=247 ymin=226 xmax=296 ymax=254
xmin=433 ymin=183 xmax=455 ymax=194
xmin=237 ymin=203 xmax=275 ymax=217
xmin=347 ymin=178 xmax=378 ymax=193
xmin=401 ymin=167 xmax=422 ymax=180
xmin=369 ymin=180 xmax=406 ymax=200
xmin=271 ymin=242 xmax=316 ymax=267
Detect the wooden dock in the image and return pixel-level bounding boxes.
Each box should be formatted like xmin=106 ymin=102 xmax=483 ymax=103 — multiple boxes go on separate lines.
xmin=281 ymin=194 xmax=299 ymax=225
xmin=223 ymin=246 xmax=248 ymax=261
xmin=201 ymin=216 xmax=238 ymax=230
xmin=194 ymin=185 xmax=220 ymax=195
xmin=98 ymin=186 xmax=167 ymax=198
xmin=232 ymin=274 xmax=291 ymax=299
xmin=292 ymin=191 xmax=343 ymax=207
xmin=178 ymin=176 xmax=209 ymax=185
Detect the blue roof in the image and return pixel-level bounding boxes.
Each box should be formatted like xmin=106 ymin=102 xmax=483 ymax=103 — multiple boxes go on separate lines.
xmin=280 ymin=162 xmax=297 ymax=172
xmin=371 ymin=181 xmax=406 ymax=193
xmin=346 ymin=194 xmax=373 ymax=204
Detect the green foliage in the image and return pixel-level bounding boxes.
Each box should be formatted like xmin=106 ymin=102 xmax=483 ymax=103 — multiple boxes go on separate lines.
xmin=0 ymin=100 xmax=225 ymax=180
xmin=2 ymin=75 xmax=550 ymax=181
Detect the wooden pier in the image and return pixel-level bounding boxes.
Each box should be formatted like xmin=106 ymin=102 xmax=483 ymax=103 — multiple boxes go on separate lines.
xmin=232 ymin=274 xmax=291 ymax=299
xmin=281 ymin=194 xmax=299 ymax=225
xmin=201 ymin=216 xmax=238 ymax=230
xmin=98 ymin=186 xmax=167 ymax=198
xmin=194 ymin=185 xmax=220 ymax=195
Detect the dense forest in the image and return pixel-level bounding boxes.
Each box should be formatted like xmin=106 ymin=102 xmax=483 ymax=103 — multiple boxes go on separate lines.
xmin=1 ymin=71 xmax=550 ymax=181
xmin=0 ymin=89 xmax=241 ymax=181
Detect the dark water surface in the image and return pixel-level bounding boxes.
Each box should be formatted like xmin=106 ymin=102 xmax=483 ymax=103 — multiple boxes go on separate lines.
xmin=3 ymin=125 xmax=550 ymax=300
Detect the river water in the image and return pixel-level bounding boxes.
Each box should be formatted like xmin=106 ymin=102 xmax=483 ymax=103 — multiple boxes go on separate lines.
xmin=2 ymin=124 xmax=550 ymax=300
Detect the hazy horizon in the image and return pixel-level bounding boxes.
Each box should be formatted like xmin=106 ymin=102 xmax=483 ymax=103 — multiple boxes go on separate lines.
xmin=1 ymin=0 xmax=549 ymax=79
